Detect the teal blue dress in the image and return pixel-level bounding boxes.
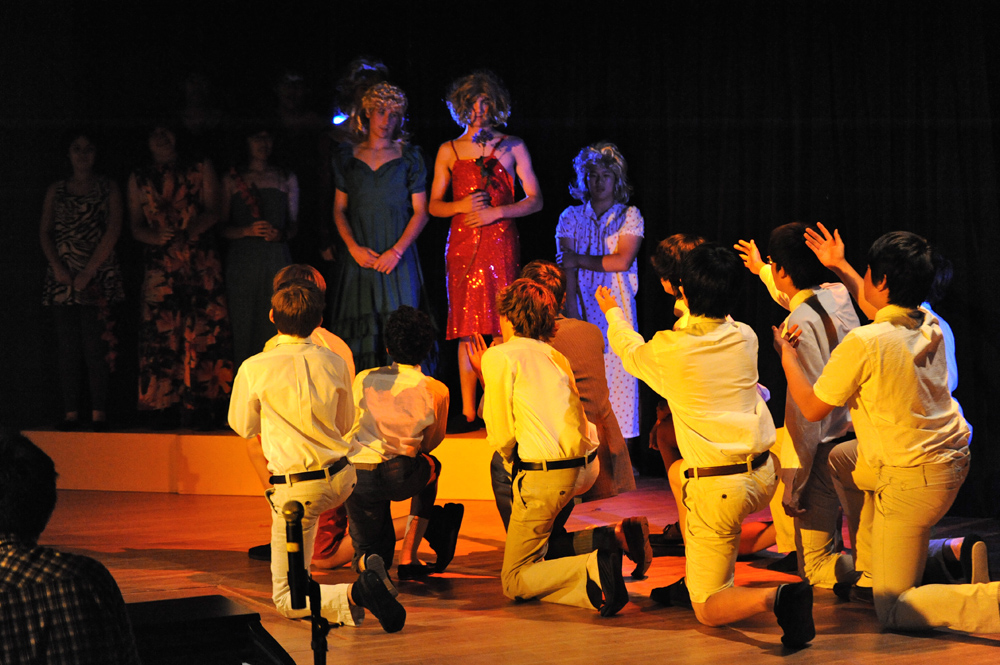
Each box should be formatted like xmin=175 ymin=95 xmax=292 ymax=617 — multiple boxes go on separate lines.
xmin=225 ymin=178 xmax=293 ymax=370
xmin=330 ymin=144 xmax=427 ymax=371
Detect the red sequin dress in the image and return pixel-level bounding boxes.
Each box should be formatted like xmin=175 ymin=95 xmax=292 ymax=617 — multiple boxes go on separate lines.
xmin=445 ymin=139 xmax=519 ymax=339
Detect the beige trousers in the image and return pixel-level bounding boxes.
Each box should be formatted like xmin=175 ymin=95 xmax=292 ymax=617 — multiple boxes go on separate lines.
xmin=502 ymin=460 xmax=600 ymax=609
xmin=831 ymin=441 xmax=1000 ymax=633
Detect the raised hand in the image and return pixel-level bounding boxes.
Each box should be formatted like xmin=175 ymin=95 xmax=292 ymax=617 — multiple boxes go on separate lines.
xmin=595 ymin=285 xmax=619 ymax=314
xmin=772 ymin=323 xmax=801 ymax=356
xmin=465 ymin=333 xmax=490 ymax=384
xmin=803 ymin=222 xmax=845 ymax=268
xmin=734 ymin=239 xmax=765 ymax=275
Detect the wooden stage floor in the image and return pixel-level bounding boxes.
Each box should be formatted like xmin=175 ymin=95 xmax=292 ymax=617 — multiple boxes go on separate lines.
xmin=44 ymin=478 xmax=1000 ymax=664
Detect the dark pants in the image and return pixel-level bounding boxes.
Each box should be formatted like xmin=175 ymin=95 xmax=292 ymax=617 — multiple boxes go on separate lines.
xmin=52 ymin=305 xmax=109 ymax=413
xmin=490 ymin=451 xmax=615 ymax=558
xmin=346 ymin=453 xmax=440 ymax=570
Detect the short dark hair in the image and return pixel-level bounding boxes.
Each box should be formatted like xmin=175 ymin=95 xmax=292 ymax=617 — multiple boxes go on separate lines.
xmin=767 ymin=222 xmax=828 ymax=290
xmin=0 ymin=430 xmax=58 ymax=542
xmin=271 ymin=282 xmax=324 ymax=337
xmin=385 ymin=306 xmax=436 ymax=365
xmin=520 ymin=260 xmax=566 ymax=307
xmin=272 ymin=264 xmax=327 ymax=294
xmin=867 ymin=231 xmax=935 ymax=308
xmin=680 ymin=243 xmax=742 ymax=318
xmin=496 ymin=278 xmax=557 ymax=341
xmin=651 ymin=234 xmax=706 ymax=284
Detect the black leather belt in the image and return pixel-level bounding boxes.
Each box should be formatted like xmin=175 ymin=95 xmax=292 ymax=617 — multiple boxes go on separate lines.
xmin=684 ymin=450 xmax=770 ymax=479
xmin=269 ymin=457 xmax=350 ymax=485
xmin=520 ymin=449 xmax=598 ymax=471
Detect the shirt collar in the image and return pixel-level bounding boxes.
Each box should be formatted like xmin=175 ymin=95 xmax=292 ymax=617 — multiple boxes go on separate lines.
xmin=272 ymin=334 xmax=313 ymax=347
xmin=682 ymin=313 xmax=731 ymax=335
xmin=584 ymin=200 xmax=622 ymax=221
xmin=788 ymin=287 xmax=817 ymax=312
xmin=874 ymin=304 xmax=925 ymax=328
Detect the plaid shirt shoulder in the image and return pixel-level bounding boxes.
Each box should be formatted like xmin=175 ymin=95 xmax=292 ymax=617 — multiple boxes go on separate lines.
xmin=0 ymin=537 xmax=140 ymax=665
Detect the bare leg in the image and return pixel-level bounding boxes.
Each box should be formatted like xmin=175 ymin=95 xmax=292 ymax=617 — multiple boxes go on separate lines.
xmin=458 ymin=337 xmax=478 ymax=422
xmin=693 ymin=586 xmax=777 ymax=626
xmin=320 ymin=517 xmax=408 ymax=570
xmin=738 ymin=521 xmax=776 ymax=555
xmin=399 ymin=516 xmax=430 ymax=566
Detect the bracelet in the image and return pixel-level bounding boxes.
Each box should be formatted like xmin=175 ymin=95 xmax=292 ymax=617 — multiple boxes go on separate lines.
xmin=390 ymin=247 xmax=403 ymax=260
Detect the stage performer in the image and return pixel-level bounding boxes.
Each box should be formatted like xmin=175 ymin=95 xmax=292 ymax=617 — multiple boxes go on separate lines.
xmin=40 ymin=127 xmax=125 ymax=431
xmin=556 ymin=142 xmax=643 ymax=440
xmin=128 ymin=122 xmax=232 ymax=430
xmin=735 ymin=223 xmax=861 ymax=589
xmin=775 ymin=229 xmax=999 ymax=634
xmin=221 ymin=123 xmax=297 ymax=371
xmin=481 ymin=279 xmax=628 ymax=616
xmin=474 ymin=260 xmax=649 ymax=578
xmin=330 ymin=82 xmax=429 ymax=371
xmin=598 ymin=243 xmax=815 ymax=648
xmin=345 ymin=306 xmax=464 ymax=580
xmin=429 ymin=71 xmax=542 ymax=431
xmin=229 ymin=281 xmax=406 ymax=632
xmin=0 ymin=431 xmax=140 ymax=664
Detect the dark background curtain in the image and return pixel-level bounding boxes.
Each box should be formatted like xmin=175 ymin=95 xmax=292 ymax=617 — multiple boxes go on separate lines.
xmin=2 ymin=1 xmax=996 ymax=515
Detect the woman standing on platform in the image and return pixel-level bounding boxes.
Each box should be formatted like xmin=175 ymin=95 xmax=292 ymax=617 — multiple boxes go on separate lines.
xmin=221 ymin=124 xmax=296 ymax=371
xmin=330 ymin=82 xmax=429 ymax=371
xmin=128 ymin=123 xmax=233 ymax=430
xmin=556 ymin=142 xmax=643 ymax=441
xmin=40 ymin=128 xmax=125 ymax=431
xmin=429 ymin=71 xmax=543 ymax=430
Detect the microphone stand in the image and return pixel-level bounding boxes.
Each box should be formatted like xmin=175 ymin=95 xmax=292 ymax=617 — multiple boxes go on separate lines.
xmin=283 ymin=501 xmax=331 ymax=665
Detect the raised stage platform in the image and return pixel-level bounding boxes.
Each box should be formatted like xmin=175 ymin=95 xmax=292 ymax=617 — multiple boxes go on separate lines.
xmin=26 ymin=428 xmax=495 ymax=500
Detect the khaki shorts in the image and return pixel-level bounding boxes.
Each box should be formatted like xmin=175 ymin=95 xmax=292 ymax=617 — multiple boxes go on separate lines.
xmin=682 ymin=457 xmax=776 ymax=604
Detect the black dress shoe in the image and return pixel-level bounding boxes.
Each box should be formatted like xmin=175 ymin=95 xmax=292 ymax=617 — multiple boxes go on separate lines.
xmin=248 ymin=544 xmax=270 ymax=561
xmin=352 ymin=568 xmax=405 ymax=633
xmin=447 ymin=417 xmax=485 ymax=434
xmin=650 ymin=577 xmax=692 ymax=609
xmin=774 ymin=581 xmax=815 ymax=648
xmin=833 ymin=582 xmax=873 ymax=604
xmin=396 ymin=563 xmax=433 ymax=580
xmin=766 ymin=551 xmax=799 ymax=573
xmin=621 ymin=516 xmax=652 ymax=579
xmin=593 ymin=549 xmax=628 ymax=617
xmin=424 ymin=503 xmax=464 ymax=572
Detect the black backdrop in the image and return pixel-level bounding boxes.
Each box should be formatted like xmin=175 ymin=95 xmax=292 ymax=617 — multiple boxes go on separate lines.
xmin=2 ymin=1 xmax=997 ymax=515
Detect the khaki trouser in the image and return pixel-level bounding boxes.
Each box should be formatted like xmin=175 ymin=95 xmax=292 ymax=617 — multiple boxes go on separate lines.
xmin=502 ymin=460 xmax=599 ymax=609
xmin=831 ymin=441 xmax=1000 ymax=633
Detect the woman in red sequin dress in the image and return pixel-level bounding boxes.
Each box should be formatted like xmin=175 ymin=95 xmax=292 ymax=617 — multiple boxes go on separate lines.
xmin=429 ymin=71 xmax=543 ymax=427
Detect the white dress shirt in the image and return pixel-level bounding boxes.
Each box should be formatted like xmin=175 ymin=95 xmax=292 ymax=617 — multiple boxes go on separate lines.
xmin=606 ymin=307 xmax=776 ymax=468
xmin=264 ymin=326 xmax=356 ymax=384
xmin=813 ymin=305 xmax=970 ymax=469
xmin=348 ymin=363 xmax=449 ymax=464
xmin=759 ymin=266 xmax=859 ymax=483
xmin=229 ymin=335 xmax=356 ymax=475
xmin=481 ymin=337 xmax=598 ymax=463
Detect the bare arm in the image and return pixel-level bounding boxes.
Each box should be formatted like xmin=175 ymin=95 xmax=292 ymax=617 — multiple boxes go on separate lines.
xmin=464 ymin=139 xmax=543 ymax=228
xmin=559 ymin=237 xmax=582 ymax=318
xmin=333 ymin=188 xmax=378 ymax=268
xmin=805 ymin=223 xmax=877 ymax=320
xmin=73 ymin=181 xmax=124 ymax=291
xmin=372 ymin=191 xmax=429 ymax=274
xmin=39 ymin=184 xmax=73 ymax=285
xmin=246 ymin=436 xmax=273 ymax=490
xmin=563 ymin=233 xmax=642 ymax=273
xmin=128 ymin=174 xmax=174 ymax=246
xmin=187 ymin=160 xmax=221 ymax=240
xmin=427 ymin=143 xmax=488 ymax=218
xmin=283 ymin=172 xmax=300 ymax=241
